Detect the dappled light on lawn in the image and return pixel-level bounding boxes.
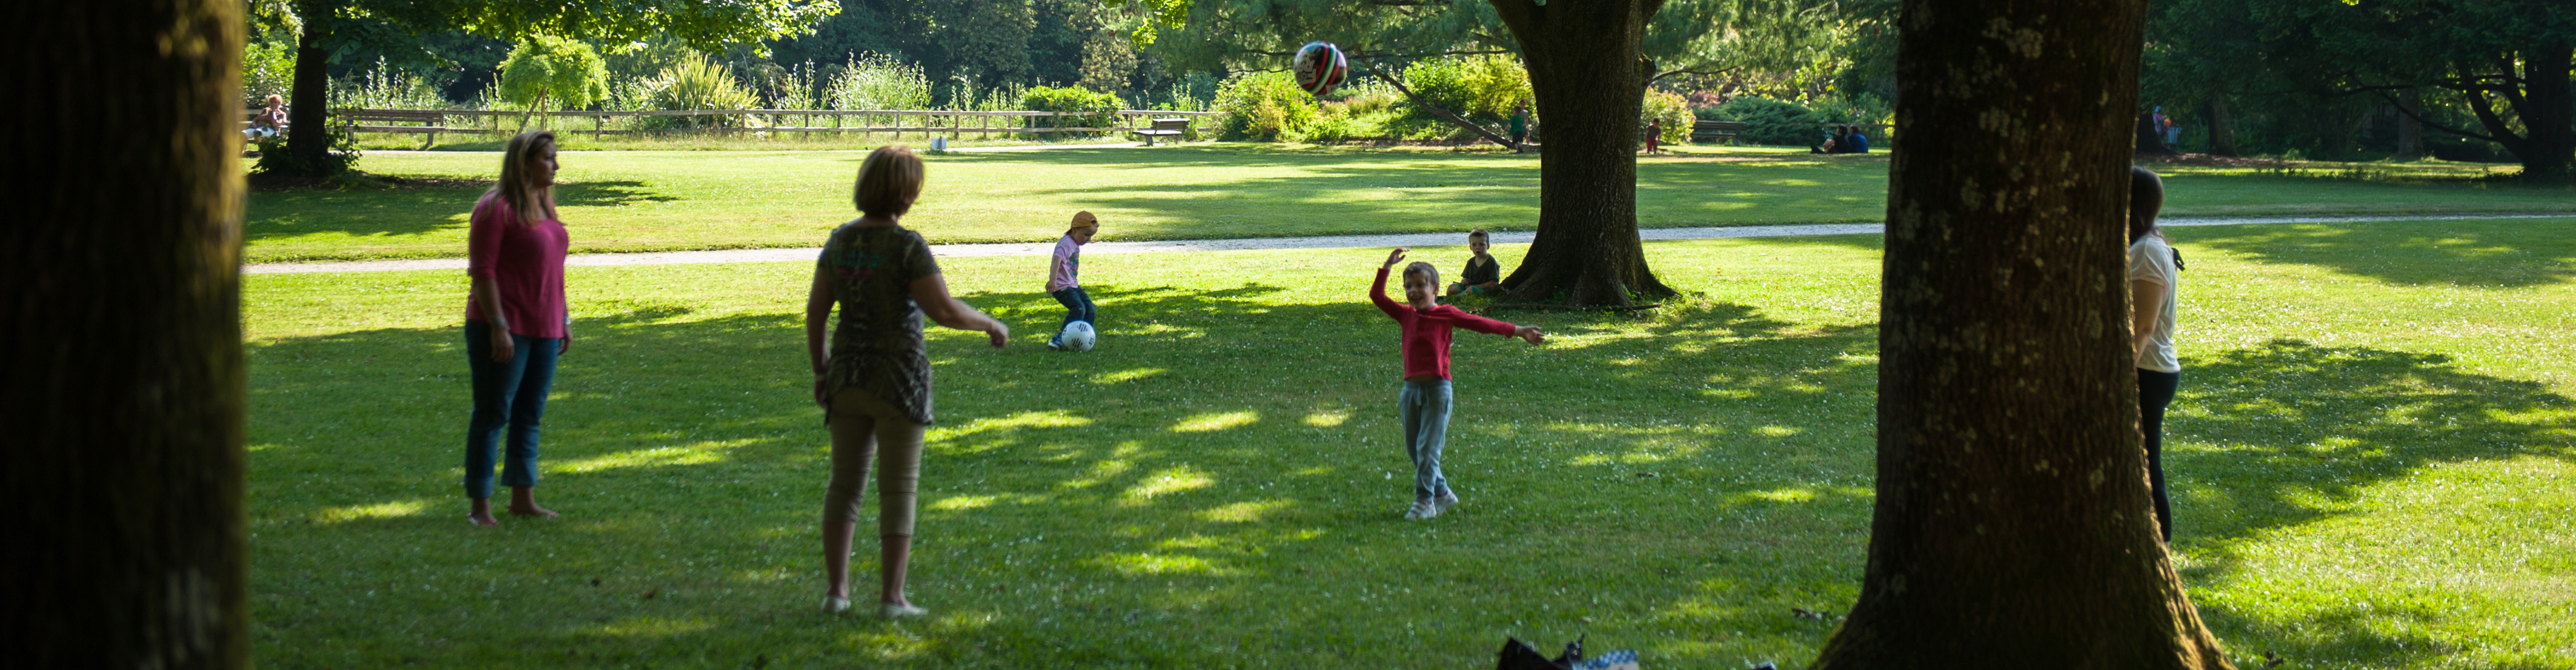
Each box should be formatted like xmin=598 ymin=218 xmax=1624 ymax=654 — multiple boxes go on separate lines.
xmin=237 ymin=230 xmax=2575 ymax=668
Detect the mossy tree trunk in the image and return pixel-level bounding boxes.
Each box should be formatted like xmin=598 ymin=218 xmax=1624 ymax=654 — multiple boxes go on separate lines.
xmin=1488 ymin=0 xmax=1677 ymax=307
xmin=1809 ymin=0 xmax=2234 ymax=666
xmin=5 ymin=0 xmax=250 ymax=667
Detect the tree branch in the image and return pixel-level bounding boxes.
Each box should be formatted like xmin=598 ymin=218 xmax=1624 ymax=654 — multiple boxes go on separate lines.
xmin=2461 ymin=85 xmax=2528 ymax=148
xmin=2368 ymin=90 xmax=2498 ymax=142
xmin=1359 ymin=59 xmax=1518 ymax=149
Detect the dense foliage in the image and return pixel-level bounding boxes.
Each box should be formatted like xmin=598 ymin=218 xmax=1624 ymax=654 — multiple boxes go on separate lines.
xmin=1641 ymin=90 xmax=1693 ymax=145
xmin=496 ymin=35 xmax=608 ymax=114
xmin=1710 ymin=96 xmax=1828 ymax=147
xmin=642 ymin=55 xmax=759 ymax=128
xmin=1212 ymin=71 xmax=1316 ymax=142
xmin=1388 ymin=55 xmax=1535 ymax=140
xmin=824 ymin=55 xmax=933 ymax=110
xmin=2141 ymin=0 xmax=2572 ymax=176
xmin=1020 ymin=85 xmax=1126 ymax=130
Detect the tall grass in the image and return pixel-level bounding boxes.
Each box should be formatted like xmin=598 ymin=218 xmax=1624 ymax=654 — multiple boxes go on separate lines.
xmin=826 ymin=55 xmax=932 ymax=110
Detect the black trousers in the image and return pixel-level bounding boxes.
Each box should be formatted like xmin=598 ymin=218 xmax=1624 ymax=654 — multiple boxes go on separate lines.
xmin=2139 ymin=368 xmax=2181 ymax=542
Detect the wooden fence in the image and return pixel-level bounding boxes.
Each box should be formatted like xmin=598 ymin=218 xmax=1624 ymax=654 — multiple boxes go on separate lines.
xmin=334 ymin=108 xmax=1224 ymax=141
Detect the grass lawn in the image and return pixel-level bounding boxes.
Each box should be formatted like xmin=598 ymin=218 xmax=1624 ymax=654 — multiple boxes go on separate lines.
xmin=244 ymin=217 xmax=2576 ymax=668
xmin=242 ymin=145 xmax=2573 ymax=263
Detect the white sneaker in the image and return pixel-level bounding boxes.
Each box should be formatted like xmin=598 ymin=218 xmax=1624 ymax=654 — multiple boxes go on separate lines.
xmin=1403 ymin=500 xmax=1439 ymax=520
xmin=822 ymin=595 xmax=851 ymax=614
xmin=1432 ymin=491 xmax=1459 ymax=514
xmin=881 ymin=603 xmax=927 ymax=619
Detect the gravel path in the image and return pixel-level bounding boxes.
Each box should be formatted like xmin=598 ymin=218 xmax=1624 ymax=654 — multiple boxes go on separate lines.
xmin=244 ymin=212 xmax=2574 ymax=275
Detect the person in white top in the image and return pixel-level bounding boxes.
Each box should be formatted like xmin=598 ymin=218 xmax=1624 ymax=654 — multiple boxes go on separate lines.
xmin=2127 ymin=166 xmax=2181 ymax=542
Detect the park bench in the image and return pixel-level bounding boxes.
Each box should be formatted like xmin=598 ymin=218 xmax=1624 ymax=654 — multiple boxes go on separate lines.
xmin=1131 ymin=117 xmax=1189 ymax=145
xmin=1692 ymin=119 xmax=1745 ymax=144
xmin=341 ymin=108 xmax=452 ymax=148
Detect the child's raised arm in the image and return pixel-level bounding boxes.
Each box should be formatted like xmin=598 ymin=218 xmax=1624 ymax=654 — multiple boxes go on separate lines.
xmin=1370 ymin=248 xmax=1410 ymax=319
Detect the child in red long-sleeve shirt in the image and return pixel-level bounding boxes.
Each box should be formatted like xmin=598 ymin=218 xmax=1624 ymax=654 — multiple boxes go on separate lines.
xmin=1372 ymin=247 xmax=1545 ymax=520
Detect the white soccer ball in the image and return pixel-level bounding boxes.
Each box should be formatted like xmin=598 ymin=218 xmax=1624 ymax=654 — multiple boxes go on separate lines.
xmin=1059 ymin=321 xmax=1097 ymax=352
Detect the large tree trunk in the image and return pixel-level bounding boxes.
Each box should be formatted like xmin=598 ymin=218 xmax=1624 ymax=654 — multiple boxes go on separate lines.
xmin=1487 ymin=0 xmax=1676 ymax=307
xmin=2466 ymin=47 xmax=2574 ymax=182
xmin=5 ymin=0 xmax=250 ymax=667
xmin=2394 ymin=90 xmax=2422 ymax=160
xmin=1810 ymin=0 xmax=2233 ymax=666
xmin=287 ymin=22 xmax=333 ymax=174
xmin=2203 ymin=98 xmax=2237 ymax=157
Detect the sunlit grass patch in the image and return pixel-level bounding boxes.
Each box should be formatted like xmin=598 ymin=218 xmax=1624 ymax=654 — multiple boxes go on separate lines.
xmin=242 ymin=221 xmax=2576 ymax=668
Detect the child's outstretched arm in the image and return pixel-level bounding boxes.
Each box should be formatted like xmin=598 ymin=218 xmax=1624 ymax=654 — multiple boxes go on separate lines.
xmin=1370 ymin=248 xmax=1409 ymax=319
xmin=1449 ymin=309 xmax=1545 ymax=345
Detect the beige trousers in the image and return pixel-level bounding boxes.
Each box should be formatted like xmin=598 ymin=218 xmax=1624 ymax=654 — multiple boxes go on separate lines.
xmin=822 ymin=388 xmax=925 ymax=536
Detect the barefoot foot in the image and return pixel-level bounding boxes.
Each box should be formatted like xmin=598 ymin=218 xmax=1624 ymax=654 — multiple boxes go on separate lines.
xmin=468 ymin=512 xmax=499 ymax=526
xmin=507 ymin=486 xmax=559 ymax=518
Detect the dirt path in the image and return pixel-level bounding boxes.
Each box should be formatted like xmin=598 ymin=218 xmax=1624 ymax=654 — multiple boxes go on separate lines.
xmin=244 ymin=212 xmax=2574 ymax=275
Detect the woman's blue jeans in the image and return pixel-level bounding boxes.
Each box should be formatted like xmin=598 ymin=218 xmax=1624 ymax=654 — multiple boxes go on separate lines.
xmin=463 ymin=320 xmax=560 ymax=499
xmin=2139 ymin=368 xmax=2180 ymax=542
xmin=1397 ymin=380 xmax=1454 ymax=502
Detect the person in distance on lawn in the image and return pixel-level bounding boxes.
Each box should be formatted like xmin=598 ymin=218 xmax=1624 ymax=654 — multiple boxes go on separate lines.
xmin=806 ymin=145 xmax=1011 ymax=618
xmin=1447 ymin=228 xmax=1501 ymax=296
xmin=1372 ymin=248 xmax=1546 ymax=520
xmin=1046 ymin=211 xmax=1100 ymax=350
xmin=460 ymin=130 xmax=570 ymax=526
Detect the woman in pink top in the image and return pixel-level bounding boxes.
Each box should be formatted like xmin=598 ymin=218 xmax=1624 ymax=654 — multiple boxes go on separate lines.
xmin=1371 ymin=248 xmax=1545 ymax=520
xmin=462 ymin=131 xmax=571 ymax=526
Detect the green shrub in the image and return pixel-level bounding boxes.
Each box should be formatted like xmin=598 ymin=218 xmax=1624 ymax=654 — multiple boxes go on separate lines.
xmin=251 ymin=124 xmax=360 ymax=177
xmin=1642 ymin=90 xmax=1692 ymax=145
xmin=1212 ymin=71 xmax=1315 ymax=142
xmin=1391 ymin=55 xmax=1532 ymax=139
xmin=642 ymin=55 xmax=757 ymax=129
xmin=826 ymin=55 xmax=931 ymax=110
xmin=242 ymin=40 xmax=296 ymax=106
xmin=497 ymin=36 xmax=609 ymax=114
xmin=1711 ymin=96 xmax=1828 ymax=147
xmin=1020 ymin=85 xmax=1124 ymax=133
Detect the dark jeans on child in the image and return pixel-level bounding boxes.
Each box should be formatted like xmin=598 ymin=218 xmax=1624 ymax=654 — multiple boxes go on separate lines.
xmin=1397 ymin=379 xmax=1455 ymax=502
xmin=1052 ymin=286 xmax=1096 ymax=328
xmin=1046 ymin=285 xmax=1097 ymax=342
xmin=2139 ymin=368 xmax=2180 ymax=542
xmin=463 ymin=320 xmax=560 ymax=499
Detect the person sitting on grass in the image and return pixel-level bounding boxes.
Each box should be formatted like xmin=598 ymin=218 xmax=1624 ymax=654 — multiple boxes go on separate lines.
xmin=1447 ymin=228 xmax=1502 ymax=296
xmin=806 ymin=145 xmax=1011 ymax=619
xmin=1047 ymin=211 xmax=1100 ymax=350
xmin=1372 ymin=248 xmax=1546 ymax=520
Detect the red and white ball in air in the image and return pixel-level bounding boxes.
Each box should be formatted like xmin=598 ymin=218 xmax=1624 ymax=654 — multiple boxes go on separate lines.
xmin=1293 ymin=41 xmax=1348 ymax=96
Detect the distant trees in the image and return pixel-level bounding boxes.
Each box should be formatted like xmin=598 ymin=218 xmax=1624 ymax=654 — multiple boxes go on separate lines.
xmin=2143 ymin=0 xmax=2574 ymax=179
xmin=770 ymin=0 xmax=1155 ymax=104
xmin=496 ymin=35 xmax=607 ymax=125
xmin=1136 ymin=0 xmax=1870 ymax=306
xmin=270 ymin=0 xmax=835 ymax=175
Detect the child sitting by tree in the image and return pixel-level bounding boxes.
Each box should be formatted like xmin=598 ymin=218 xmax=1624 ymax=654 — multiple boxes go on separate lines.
xmin=1046 ymin=211 xmax=1099 ymax=350
xmin=1447 ymin=228 xmax=1502 ymax=296
xmin=1372 ymin=247 xmax=1545 ymax=520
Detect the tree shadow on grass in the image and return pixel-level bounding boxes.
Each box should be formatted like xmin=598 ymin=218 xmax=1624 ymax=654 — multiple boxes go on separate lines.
xmin=2167 ymin=339 xmax=2576 ymax=666
xmin=244 ymin=181 xmax=674 ymax=242
xmin=245 ymin=285 xmax=1898 ymax=668
xmin=2171 ymin=218 xmax=2576 ymax=288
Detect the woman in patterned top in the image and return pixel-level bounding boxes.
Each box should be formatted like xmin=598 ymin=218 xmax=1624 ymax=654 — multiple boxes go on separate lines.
xmin=804 ymin=145 xmax=1009 ymax=618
